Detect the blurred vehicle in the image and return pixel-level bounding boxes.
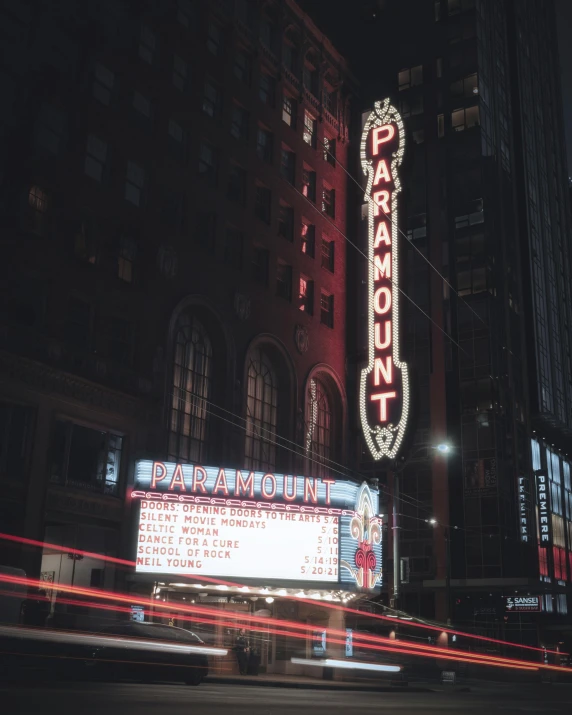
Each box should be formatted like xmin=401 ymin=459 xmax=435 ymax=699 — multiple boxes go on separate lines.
xmin=89 ymin=621 xmax=209 ymax=686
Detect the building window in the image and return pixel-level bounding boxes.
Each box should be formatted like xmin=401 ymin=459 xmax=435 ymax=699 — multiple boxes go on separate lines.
xmin=50 ymin=419 xmax=123 ymax=495
xmin=255 ymin=184 xmax=271 ymax=224
xmin=259 ymin=73 xmax=275 ymax=106
xmin=437 ymin=113 xmax=445 ymax=137
xmin=84 ymin=134 xmax=107 ymax=182
xmin=302 ymin=168 xmax=316 ymax=202
xmin=73 ymin=219 xmax=97 ymax=264
xmin=29 ymin=185 xmax=49 ymax=214
xmin=283 ymin=34 xmax=298 ymax=74
xmin=322 ymin=186 xmax=335 ymax=218
xmin=278 ymin=205 xmax=294 ymax=242
xmin=202 ymin=79 xmax=221 ymax=118
xmin=282 ymin=95 xmax=297 ymax=128
xmin=93 ymin=63 xmax=115 ymax=105
xmin=303 ymin=56 xmax=319 ymax=96
xmin=451 ymin=106 xmax=480 ymax=131
xmin=117 ymin=235 xmax=136 ymax=283
xmin=260 ymin=17 xmax=276 ymax=53
xmin=0 ymin=403 xmax=33 ymax=481
xmin=303 ymin=110 xmax=317 ymax=147
xmin=245 ymin=348 xmax=277 ymax=472
xmin=234 ymin=49 xmax=252 ymax=85
xmin=301 ymin=221 xmax=315 ymax=257
xmin=306 ymin=378 xmax=332 ymax=477
xmin=251 ymin=246 xmax=269 ymax=285
xmin=321 ymin=238 xmax=335 ymax=272
xmin=199 ymin=141 xmax=218 ymax=186
xmin=168 ymin=119 xmax=187 ymax=162
xmin=280 ymin=147 xmax=296 ymax=184
xmin=169 ymin=314 xmax=212 ymax=464
xmin=299 ymin=275 xmax=314 ymax=314
xmin=110 ymin=317 xmax=133 ymax=366
xmin=207 ymin=22 xmax=222 ymax=56
xmin=323 ymin=136 xmax=336 ymax=166
xmin=224 ymin=227 xmax=243 ymax=268
xmin=65 ymin=297 xmax=91 ymax=349
xmin=256 ymin=126 xmax=273 ymax=163
xmin=139 ymin=25 xmax=156 ymax=64
xmin=195 ymin=212 xmax=216 ymax=253
xmin=276 ymin=262 xmax=292 ymax=301
xmin=230 ymin=104 xmax=250 ymax=141
xmin=323 ymin=87 xmax=337 ymax=116
xmin=398 ymin=65 xmax=423 ymax=90
xmin=125 ymin=161 xmax=145 ymax=206
xmin=177 ymin=0 xmax=194 ymax=27
xmin=450 ymin=73 xmax=478 ymax=98
xmin=320 ymin=291 xmax=334 ymax=328
xmin=133 ymin=91 xmax=152 ymax=124
xmin=227 ymin=164 xmax=247 ymax=205
xmin=173 ymin=55 xmax=189 ymax=92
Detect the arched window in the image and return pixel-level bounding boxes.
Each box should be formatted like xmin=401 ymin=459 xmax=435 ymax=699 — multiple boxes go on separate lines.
xmin=245 ymin=348 xmax=277 ymax=471
xmin=169 ymin=314 xmax=212 ymax=463
xmin=306 ymin=377 xmax=332 ymax=477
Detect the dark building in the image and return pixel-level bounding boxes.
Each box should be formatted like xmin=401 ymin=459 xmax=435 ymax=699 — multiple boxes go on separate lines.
xmin=336 ymin=0 xmax=572 ymax=645
xmin=0 ymin=0 xmax=357 ymax=653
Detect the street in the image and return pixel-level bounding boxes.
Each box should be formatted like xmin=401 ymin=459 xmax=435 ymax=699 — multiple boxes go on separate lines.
xmin=1 ymin=681 xmax=572 ymax=715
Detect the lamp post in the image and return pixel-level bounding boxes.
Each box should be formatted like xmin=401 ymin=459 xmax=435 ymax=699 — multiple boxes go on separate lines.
xmin=428 ymin=517 xmax=457 ymax=626
xmin=391 ymin=443 xmax=451 ymax=610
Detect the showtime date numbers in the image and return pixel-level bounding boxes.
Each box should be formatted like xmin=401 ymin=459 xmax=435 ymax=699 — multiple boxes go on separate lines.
xmin=300 ymin=563 xmax=338 ymax=577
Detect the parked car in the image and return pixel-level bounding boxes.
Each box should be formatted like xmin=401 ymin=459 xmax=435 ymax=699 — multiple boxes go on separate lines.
xmin=89 ymin=621 xmax=209 ymax=686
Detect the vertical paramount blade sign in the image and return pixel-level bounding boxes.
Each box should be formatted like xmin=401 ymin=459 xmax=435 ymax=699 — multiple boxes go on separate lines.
xmin=360 ymin=99 xmax=410 ymax=461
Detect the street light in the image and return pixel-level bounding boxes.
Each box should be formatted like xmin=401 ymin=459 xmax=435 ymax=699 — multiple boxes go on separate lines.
xmin=436 ymin=443 xmax=451 ymax=454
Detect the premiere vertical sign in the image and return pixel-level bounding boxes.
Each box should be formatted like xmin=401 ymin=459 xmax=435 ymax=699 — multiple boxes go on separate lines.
xmin=359 ymin=99 xmax=410 ymax=460
xmin=536 ymin=473 xmax=551 ymax=544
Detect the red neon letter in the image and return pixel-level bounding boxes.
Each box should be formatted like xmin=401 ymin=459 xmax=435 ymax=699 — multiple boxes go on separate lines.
xmin=304 ymin=478 xmax=318 ymax=504
xmin=151 ymin=462 xmax=167 ymax=489
xmin=235 ymin=470 xmax=254 ymax=498
xmin=261 ymin=473 xmax=277 ymax=499
xmin=283 ymin=475 xmax=298 ymax=501
xmin=321 ymin=478 xmax=335 ymax=505
xmin=372 ymin=124 xmax=395 ymax=155
xmin=169 ymin=464 xmax=186 ymax=492
xmin=374 ymin=252 xmax=391 ymax=281
xmin=373 ymin=190 xmax=390 ymax=215
xmin=213 ymin=468 xmax=229 ymax=496
xmin=192 ymin=465 xmax=208 ymax=494
xmin=373 ymin=159 xmax=391 ymax=185
xmin=374 ymin=287 xmax=392 ymax=315
xmin=374 ymin=221 xmax=391 ymax=247
xmin=374 ymin=356 xmax=393 ymax=386
xmin=371 ymin=392 xmax=397 ymax=421
xmin=375 ymin=321 xmax=391 ymax=349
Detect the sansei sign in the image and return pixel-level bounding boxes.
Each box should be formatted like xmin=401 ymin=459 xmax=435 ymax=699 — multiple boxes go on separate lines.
xmin=505 ymin=596 xmax=541 ymax=613
xmin=132 ymin=461 xmax=384 ymax=590
xmin=359 ymin=99 xmax=410 ymax=460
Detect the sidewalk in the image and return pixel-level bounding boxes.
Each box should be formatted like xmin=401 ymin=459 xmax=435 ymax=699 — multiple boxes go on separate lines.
xmin=204 ymin=671 xmax=434 ymax=692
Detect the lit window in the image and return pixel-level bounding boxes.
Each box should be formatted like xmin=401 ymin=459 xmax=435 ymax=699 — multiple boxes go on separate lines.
xmin=93 ymin=63 xmax=114 ymax=105
xmin=245 ymin=349 xmax=277 ymax=472
xmin=198 ymin=141 xmax=218 ymax=186
xmin=202 ymin=80 xmax=221 ymax=118
xmin=323 ymin=136 xmax=336 ymax=165
xmin=320 ymin=291 xmax=334 ymax=328
xmin=259 ymin=73 xmax=276 ymax=106
xmin=301 ymin=221 xmax=315 ymax=257
xmin=321 ymin=238 xmax=335 ymax=272
xmin=256 ymin=127 xmax=273 ymax=163
xmin=117 ymin=235 xmax=136 ymax=282
xmin=452 ymin=105 xmax=480 ymax=131
xmin=28 ymin=186 xmax=49 ymax=214
xmin=282 ymin=95 xmax=297 ymax=128
xmin=234 ymin=49 xmax=252 ymax=85
xmin=303 ymin=110 xmax=317 ymax=147
xmin=322 ymin=186 xmax=335 ymax=218
xmin=173 ymin=55 xmax=189 ymax=92
xmin=276 ymin=261 xmax=292 ymax=301
xmin=302 ymin=168 xmax=316 ymax=202
xmin=280 ymin=147 xmax=296 ymax=184
xmin=207 ymin=22 xmax=222 ymax=56
xmin=299 ymin=275 xmax=314 ymax=314
xmin=306 ymin=378 xmax=332 ymax=477
xmin=398 ymin=65 xmax=423 ymax=90
xmin=84 ymin=134 xmax=108 ymax=182
xmin=278 ymin=205 xmax=294 ymax=241
xmin=27 ymin=186 xmax=49 ymax=235
xmin=169 ymin=314 xmax=212 ymax=464
xmin=125 ymin=161 xmax=145 ymax=206
xmin=139 ymin=25 xmax=156 ymax=64
xmin=231 ymin=104 xmax=250 ymax=141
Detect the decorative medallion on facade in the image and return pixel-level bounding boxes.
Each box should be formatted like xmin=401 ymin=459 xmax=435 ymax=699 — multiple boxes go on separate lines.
xmin=340 ymin=482 xmax=382 ymax=589
xmin=295 ymin=324 xmax=309 ymax=354
xmin=359 ymin=99 xmax=410 ymax=461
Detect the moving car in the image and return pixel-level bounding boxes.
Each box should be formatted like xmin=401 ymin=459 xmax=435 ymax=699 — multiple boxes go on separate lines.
xmin=90 ymin=621 xmax=209 ymax=685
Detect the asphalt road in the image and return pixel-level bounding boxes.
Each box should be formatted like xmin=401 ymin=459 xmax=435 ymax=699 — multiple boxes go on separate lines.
xmin=1 ymin=681 xmax=572 ymax=715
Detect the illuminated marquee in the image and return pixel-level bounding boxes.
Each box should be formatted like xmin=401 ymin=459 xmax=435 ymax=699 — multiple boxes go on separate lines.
xmin=536 ymin=473 xmax=551 ymax=544
xmin=132 ymin=460 xmax=383 ymax=590
xmin=359 ymin=99 xmax=410 ymax=460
